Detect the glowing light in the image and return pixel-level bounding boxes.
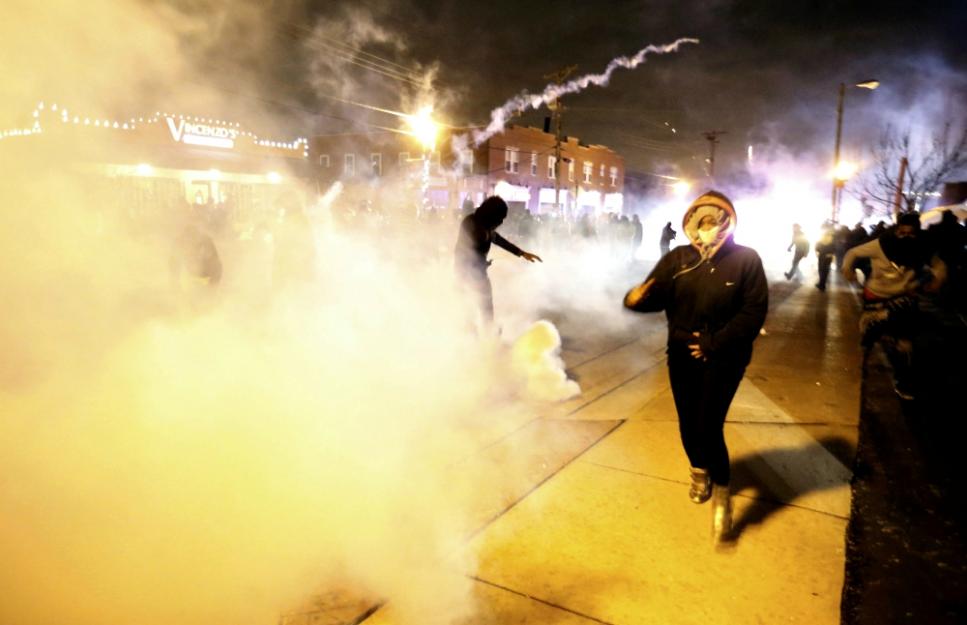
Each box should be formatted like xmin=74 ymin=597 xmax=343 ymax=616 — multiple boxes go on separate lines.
xmin=208 ymin=169 xmax=221 ymax=180
xmin=135 ymin=163 xmax=154 ymax=176
xmin=672 ymin=180 xmax=691 ymax=196
xmin=855 ymin=80 xmax=880 ymax=90
xmin=832 ymin=160 xmax=858 ymax=182
xmin=266 ymin=171 xmax=282 ymax=184
xmin=405 ymin=106 xmax=439 ymax=151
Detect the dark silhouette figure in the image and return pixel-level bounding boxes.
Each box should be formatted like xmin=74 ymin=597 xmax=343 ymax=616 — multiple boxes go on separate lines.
xmin=660 ymin=221 xmax=677 ymax=257
xmin=454 ymin=196 xmax=542 ymax=326
xmin=631 ymin=215 xmax=643 ymax=259
xmin=784 ymin=223 xmax=810 ymax=280
xmin=815 ymin=222 xmax=836 ymax=291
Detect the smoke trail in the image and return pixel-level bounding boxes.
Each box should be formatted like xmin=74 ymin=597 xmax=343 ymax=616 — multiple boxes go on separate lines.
xmin=472 ymin=37 xmax=699 ymax=145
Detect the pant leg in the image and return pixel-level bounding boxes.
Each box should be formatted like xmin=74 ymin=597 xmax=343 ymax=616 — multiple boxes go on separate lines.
xmin=817 ymin=255 xmax=832 ymax=289
xmin=669 ymin=354 xmax=745 ymax=486
xmin=459 ymin=265 xmax=495 ymax=327
xmin=668 ymin=354 xmax=706 ymax=470
xmin=790 ymin=251 xmax=805 ymax=276
xmin=698 ymin=361 xmax=745 ymax=485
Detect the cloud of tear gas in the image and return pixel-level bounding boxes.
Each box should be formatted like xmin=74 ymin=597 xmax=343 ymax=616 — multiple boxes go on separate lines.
xmin=471 ymin=38 xmax=699 ymax=146
xmin=302 ymin=4 xmax=459 ymax=136
xmin=0 ymin=3 xmax=587 ymax=625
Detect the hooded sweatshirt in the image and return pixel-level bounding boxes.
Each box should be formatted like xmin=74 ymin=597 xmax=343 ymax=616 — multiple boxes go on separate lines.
xmin=625 ymin=192 xmax=769 ymax=364
xmin=454 ymin=202 xmax=524 ymax=273
xmin=842 ymin=231 xmax=921 ymax=298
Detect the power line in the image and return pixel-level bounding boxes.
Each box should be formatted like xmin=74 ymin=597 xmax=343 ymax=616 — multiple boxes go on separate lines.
xmin=280 ymin=20 xmax=423 ymax=78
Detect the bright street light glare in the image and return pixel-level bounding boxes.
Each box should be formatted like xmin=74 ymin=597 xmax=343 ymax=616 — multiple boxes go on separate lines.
xmin=855 ymin=80 xmax=880 ymax=90
xmin=266 ymin=172 xmax=282 ymax=184
xmin=672 ymin=180 xmax=691 ymax=196
xmin=405 ymin=106 xmax=439 ymax=151
xmin=135 ymin=163 xmax=153 ymax=176
xmin=833 ymin=160 xmax=858 ymax=181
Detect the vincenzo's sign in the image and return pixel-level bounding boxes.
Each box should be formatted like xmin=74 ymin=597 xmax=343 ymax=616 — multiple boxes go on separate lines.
xmin=165 ymin=116 xmax=239 ymax=149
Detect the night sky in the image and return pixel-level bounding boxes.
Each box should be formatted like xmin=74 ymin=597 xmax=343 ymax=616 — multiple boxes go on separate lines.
xmin=164 ymin=1 xmax=967 ymax=180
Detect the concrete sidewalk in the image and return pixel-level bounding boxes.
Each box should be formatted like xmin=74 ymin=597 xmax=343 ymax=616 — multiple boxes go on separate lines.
xmin=355 ymin=274 xmax=864 ymax=625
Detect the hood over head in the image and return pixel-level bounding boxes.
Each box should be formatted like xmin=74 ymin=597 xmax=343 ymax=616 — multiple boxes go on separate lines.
xmin=682 ymin=190 xmax=737 ymax=258
xmin=474 ymin=196 xmax=508 ymax=230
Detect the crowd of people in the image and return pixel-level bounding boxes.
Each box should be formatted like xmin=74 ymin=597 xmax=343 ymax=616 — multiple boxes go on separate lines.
xmin=161 ymin=186 xmax=965 ymax=545
xmin=782 ymin=210 xmax=966 ymax=400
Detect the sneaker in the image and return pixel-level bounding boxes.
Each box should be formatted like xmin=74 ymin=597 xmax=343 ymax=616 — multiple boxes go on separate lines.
xmin=689 ymin=467 xmax=711 ymax=504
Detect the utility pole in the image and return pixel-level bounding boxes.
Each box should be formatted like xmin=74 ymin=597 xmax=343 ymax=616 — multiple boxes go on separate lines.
xmin=831 ymin=82 xmax=846 ymax=222
xmin=544 ymin=65 xmax=576 ymax=219
xmin=892 ymin=156 xmax=909 ymax=220
xmin=702 ymin=130 xmax=727 ymax=178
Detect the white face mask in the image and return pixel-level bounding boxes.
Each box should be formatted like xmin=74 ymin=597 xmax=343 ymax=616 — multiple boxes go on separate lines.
xmin=698 ymin=226 xmax=720 ymax=245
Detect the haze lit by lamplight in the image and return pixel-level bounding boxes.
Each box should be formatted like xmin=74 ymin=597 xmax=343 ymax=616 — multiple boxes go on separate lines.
xmin=405 ymin=106 xmax=439 ymax=151
xmin=832 ymin=160 xmax=858 ymax=181
xmin=266 ymin=171 xmax=282 ymax=184
xmin=672 ymin=180 xmax=691 ymax=196
xmin=208 ymin=168 xmax=222 ymax=180
xmin=135 ymin=163 xmax=153 ymax=176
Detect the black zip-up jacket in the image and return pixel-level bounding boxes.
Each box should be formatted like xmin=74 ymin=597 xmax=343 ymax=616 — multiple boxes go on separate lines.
xmin=628 ymin=238 xmax=768 ymax=365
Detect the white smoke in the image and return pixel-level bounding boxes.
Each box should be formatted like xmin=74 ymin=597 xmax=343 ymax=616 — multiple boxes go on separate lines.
xmin=511 ymin=320 xmax=580 ymax=402
xmin=472 ymin=37 xmax=700 ymax=146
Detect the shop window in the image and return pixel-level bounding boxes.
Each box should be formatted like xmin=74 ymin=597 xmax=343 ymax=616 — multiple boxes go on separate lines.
xmin=583 ymin=161 xmax=592 ymax=183
xmin=344 ymin=153 xmax=355 ymax=176
xmin=371 ymin=153 xmax=382 ymax=176
xmin=319 ymin=154 xmax=330 ymax=168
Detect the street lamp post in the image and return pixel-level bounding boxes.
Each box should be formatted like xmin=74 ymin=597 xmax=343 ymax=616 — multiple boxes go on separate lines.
xmin=830 ymin=80 xmax=879 ymax=223
xmin=405 ymin=107 xmax=440 ymax=218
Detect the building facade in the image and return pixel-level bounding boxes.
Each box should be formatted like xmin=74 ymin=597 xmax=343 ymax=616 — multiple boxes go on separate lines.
xmin=309 ymin=124 xmax=625 ymax=216
xmin=0 ymin=101 xmax=310 ymax=227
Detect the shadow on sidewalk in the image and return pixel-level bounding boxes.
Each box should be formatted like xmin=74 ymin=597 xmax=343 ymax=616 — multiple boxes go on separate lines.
xmin=723 ymin=435 xmax=855 ymax=545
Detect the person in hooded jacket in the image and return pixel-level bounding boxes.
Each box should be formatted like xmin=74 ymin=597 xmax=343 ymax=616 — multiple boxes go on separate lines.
xmin=623 ymin=190 xmax=768 ymax=544
xmin=842 ymin=212 xmax=945 ymax=400
xmin=455 ymin=196 xmax=542 ymax=327
xmin=660 ymin=221 xmax=677 ymax=257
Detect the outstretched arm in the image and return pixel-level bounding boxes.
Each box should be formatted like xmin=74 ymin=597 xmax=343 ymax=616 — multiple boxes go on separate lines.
xmin=841 ymin=238 xmax=878 ymax=282
xmin=494 ymin=232 xmax=542 ymax=262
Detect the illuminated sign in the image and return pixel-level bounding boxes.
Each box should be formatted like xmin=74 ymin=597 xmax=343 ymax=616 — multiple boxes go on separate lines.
xmin=165 ymin=116 xmax=238 ymax=149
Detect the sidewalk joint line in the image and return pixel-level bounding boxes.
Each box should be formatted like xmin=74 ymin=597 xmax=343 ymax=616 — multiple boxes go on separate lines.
xmin=468 ymin=575 xmax=616 ymax=625
xmin=583 ymin=461 xmax=850 ymax=520
xmin=465 ymin=420 xmax=627 ymax=542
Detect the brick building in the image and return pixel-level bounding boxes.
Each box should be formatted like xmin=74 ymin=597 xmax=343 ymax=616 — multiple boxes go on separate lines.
xmin=309 ymin=124 xmax=625 ymax=216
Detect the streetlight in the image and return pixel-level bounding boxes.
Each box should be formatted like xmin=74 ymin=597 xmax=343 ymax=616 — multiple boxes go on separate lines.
xmin=831 ymin=79 xmax=878 ymax=222
xmin=404 ymin=106 xmax=440 ymax=217
xmin=831 ymin=160 xmax=858 ymax=221
xmin=671 ymin=179 xmax=691 ymax=196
